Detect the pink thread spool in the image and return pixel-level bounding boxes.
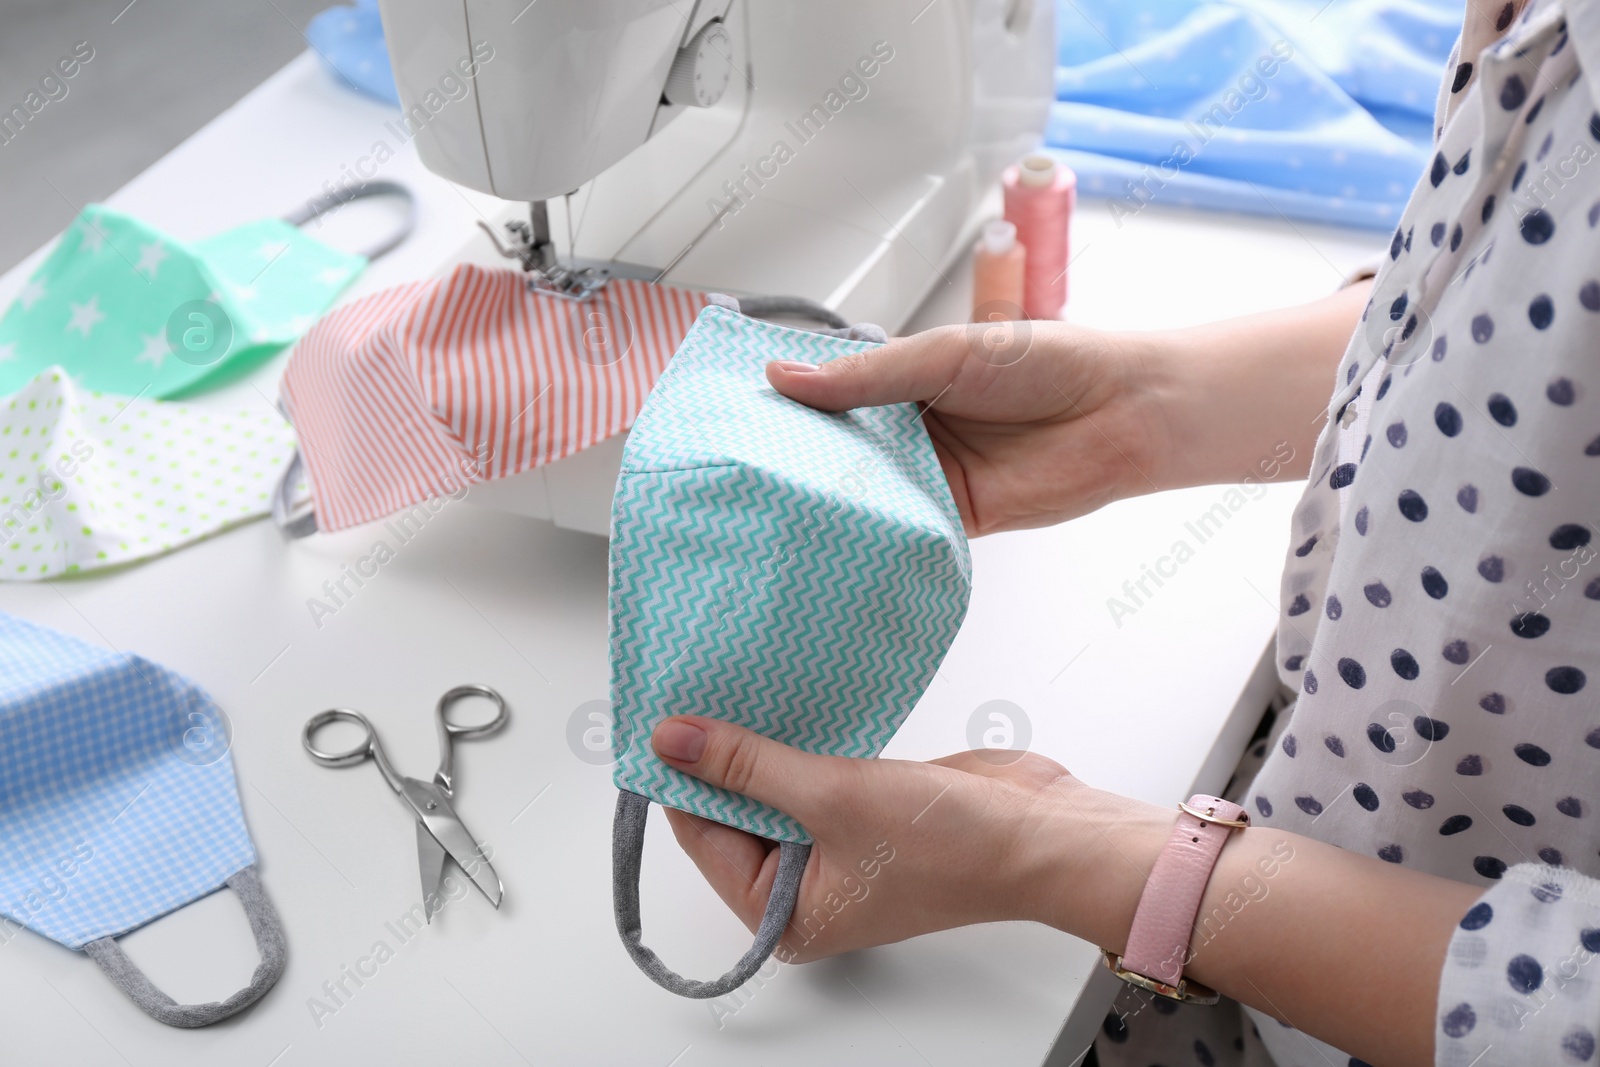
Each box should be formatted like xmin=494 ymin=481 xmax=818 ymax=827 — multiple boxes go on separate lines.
xmin=971 ymin=219 xmax=1026 ymax=322
xmin=1002 ymin=155 xmax=1076 ymax=319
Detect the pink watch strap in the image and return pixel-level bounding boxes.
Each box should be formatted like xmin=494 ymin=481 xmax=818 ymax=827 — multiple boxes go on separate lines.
xmin=1119 ymin=794 xmax=1248 ymax=991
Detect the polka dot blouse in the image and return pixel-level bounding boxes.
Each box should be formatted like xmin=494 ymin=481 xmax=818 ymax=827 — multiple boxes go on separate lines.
xmin=1099 ymin=1 xmax=1600 ymax=1065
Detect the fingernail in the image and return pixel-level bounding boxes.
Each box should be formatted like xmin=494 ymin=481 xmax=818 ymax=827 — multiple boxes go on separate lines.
xmin=770 ymin=360 xmax=818 ymax=374
xmin=654 ymin=719 xmax=707 ymax=762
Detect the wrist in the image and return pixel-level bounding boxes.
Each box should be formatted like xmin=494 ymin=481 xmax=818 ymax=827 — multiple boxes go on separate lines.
xmin=1125 ymin=284 xmax=1374 ymax=491
xmin=1013 ymin=778 xmax=1174 ymax=950
xmin=1122 ymin=326 xmax=1237 ymax=492
xmin=1035 ymin=322 xmax=1176 ymax=506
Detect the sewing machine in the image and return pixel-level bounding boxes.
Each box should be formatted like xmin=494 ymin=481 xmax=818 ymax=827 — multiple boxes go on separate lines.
xmin=376 ymin=0 xmax=1054 ymax=533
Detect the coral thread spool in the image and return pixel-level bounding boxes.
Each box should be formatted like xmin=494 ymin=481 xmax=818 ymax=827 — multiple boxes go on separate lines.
xmin=1002 ymin=154 xmax=1076 ymax=319
xmin=971 ymin=219 xmax=1026 ymax=322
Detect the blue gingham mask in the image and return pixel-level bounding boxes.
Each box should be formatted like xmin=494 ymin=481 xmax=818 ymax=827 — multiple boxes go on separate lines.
xmin=0 ymin=612 xmax=285 ymax=1027
xmin=608 ymin=303 xmax=971 ymax=998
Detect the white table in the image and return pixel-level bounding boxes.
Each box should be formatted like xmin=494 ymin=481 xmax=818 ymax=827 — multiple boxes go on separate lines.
xmin=0 ymin=52 xmax=1383 ymax=1067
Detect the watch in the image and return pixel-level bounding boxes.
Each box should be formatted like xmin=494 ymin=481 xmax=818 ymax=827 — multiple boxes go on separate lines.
xmin=1102 ymin=793 xmax=1249 ymax=1004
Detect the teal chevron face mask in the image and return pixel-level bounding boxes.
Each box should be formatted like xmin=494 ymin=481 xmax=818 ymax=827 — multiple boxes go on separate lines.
xmin=608 ymin=303 xmax=971 ymax=998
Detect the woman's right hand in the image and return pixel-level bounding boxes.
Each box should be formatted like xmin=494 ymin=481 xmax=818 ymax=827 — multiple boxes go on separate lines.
xmin=767 ymin=281 xmax=1373 ymax=534
xmin=766 ymin=320 xmax=1169 ymax=536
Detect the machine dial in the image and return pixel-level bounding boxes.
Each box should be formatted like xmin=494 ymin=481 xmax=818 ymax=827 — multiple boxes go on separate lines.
xmin=663 ymin=20 xmax=733 ymax=108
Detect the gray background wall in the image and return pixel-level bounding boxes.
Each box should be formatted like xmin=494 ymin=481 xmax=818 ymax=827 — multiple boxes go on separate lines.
xmin=1 ymin=0 xmax=326 ymax=272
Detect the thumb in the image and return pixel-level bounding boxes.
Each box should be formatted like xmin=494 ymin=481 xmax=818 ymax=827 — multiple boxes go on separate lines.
xmin=764 ymin=326 xmax=969 ymax=412
xmin=652 ymin=716 xmax=831 ymax=822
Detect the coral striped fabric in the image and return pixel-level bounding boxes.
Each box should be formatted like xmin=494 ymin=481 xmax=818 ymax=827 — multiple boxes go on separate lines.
xmin=280 ymin=264 xmax=710 ymax=532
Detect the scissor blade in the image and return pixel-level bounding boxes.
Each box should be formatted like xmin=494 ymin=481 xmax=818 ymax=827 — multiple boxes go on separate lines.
xmin=416 ymin=820 xmax=447 ymax=923
xmin=399 ymin=779 xmax=503 ymax=909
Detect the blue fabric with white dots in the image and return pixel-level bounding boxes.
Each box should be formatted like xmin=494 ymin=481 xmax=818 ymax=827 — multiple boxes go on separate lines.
xmin=307 ymin=0 xmax=399 ymax=105
xmin=1048 ymin=0 xmax=1464 ymax=228
xmin=0 ymin=612 xmax=256 ymax=951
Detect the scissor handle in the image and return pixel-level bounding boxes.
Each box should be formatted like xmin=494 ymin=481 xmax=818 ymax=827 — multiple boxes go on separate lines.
xmin=434 ymin=684 xmax=509 ymax=792
xmin=303 ymin=708 xmax=404 ymax=792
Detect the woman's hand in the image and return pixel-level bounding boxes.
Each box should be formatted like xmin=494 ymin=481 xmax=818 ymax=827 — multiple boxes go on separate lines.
xmin=766 ymin=281 xmax=1373 ymax=535
xmin=653 ymin=715 xmax=1481 ymax=1067
xmin=651 ymin=714 xmax=1170 ymax=963
xmin=767 ymin=321 xmax=1163 ymax=535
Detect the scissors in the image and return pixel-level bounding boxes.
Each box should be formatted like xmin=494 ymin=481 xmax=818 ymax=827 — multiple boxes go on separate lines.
xmin=303 ymin=684 xmax=508 ymax=921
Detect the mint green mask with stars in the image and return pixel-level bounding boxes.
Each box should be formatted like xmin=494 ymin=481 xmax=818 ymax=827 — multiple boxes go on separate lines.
xmin=0 ymin=203 xmax=368 ymax=399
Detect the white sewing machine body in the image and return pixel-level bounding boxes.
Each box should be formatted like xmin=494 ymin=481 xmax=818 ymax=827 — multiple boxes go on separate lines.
xmin=377 ymin=0 xmax=1054 ymax=534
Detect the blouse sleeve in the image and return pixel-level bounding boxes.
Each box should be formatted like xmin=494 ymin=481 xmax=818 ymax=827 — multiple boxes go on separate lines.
xmin=1436 ymin=863 xmax=1600 ymax=1065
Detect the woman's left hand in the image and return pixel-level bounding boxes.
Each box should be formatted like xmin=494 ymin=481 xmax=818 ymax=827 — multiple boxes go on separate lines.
xmin=653 ymin=715 xmax=1482 ymax=1067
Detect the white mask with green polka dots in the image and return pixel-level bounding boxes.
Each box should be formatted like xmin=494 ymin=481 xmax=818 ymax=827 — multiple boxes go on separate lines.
xmin=0 ymin=367 xmax=295 ymax=579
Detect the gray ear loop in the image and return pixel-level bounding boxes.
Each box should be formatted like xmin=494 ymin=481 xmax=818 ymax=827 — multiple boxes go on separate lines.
xmin=711 ymin=293 xmax=888 ymax=343
xmin=272 ymin=185 xmax=417 ymax=538
xmin=731 ymin=294 xmax=848 ymax=329
xmin=83 ymin=866 xmax=287 ymax=1028
xmin=270 ymin=447 xmax=318 ymax=539
xmin=282 ymin=179 xmax=417 ymax=260
xmin=613 ymin=791 xmax=811 ymax=999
